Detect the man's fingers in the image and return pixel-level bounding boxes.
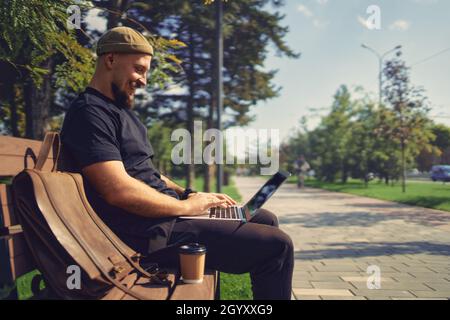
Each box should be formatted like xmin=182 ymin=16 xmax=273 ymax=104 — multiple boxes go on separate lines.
xmin=212 ymin=193 xmax=237 ymax=205
xmin=223 ymin=194 xmax=237 ymax=205
xmin=210 ymin=198 xmax=227 ymax=208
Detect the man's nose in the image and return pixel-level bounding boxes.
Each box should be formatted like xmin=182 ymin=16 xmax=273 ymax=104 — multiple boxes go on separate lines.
xmin=137 ymin=76 xmax=146 ymax=87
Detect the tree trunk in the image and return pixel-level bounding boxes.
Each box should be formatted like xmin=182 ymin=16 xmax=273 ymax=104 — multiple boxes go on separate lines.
xmin=203 ymin=113 xmax=213 ymax=192
xmin=24 ymin=59 xmax=53 ymax=140
xmin=3 ymin=81 xmax=20 ymax=137
xmin=10 ymin=85 xmax=20 ymax=137
xmin=185 ymin=26 xmax=195 ymax=189
xmin=401 ymin=139 xmax=406 ymax=193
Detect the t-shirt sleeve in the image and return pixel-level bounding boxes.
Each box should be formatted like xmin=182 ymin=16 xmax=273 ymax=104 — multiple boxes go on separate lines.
xmin=61 ymin=106 xmax=122 ymax=168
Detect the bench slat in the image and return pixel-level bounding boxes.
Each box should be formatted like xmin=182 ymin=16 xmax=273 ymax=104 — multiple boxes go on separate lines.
xmin=0 ymin=135 xmax=43 ymax=156
xmin=0 ymin=135 xmax=57 ymax=176
xmin=170 ymin=270 xmax=217 ymax=300
xmin=1 ymin=204 xmax=18 ymax=227
xmin=0 ymin=155 xmax=56 ymax=176
xmin=118 ymin=270 xmax=217 ymax=300
xmin=0 ymin=184 xmax=12 ymax=206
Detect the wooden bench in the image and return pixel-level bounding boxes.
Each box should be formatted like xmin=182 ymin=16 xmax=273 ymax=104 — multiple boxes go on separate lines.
xmin=0 ymin=135 xmax=219 ymax=300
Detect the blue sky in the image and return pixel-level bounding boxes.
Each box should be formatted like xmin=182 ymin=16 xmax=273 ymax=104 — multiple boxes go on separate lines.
xmin=250 ymin=0 xmax=450 ymax=141
xmin=86 ymin=0 xmax=450 ymax=142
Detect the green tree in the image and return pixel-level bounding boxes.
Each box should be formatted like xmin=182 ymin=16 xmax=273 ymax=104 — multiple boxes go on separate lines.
xmin=346 ymin=99 xmax=377 ymax=187
xmin=416 ymin=123 xmax=450 ymax=171
xmin=381 ymin=52 xmax=433 ymax=192
xmin=0 ymin=0 xmax=184 ymax=138
xmin=0 ymin=0 xmax=95 ymax=138
xmin=309 ymin=85 xmax=354 ymax=182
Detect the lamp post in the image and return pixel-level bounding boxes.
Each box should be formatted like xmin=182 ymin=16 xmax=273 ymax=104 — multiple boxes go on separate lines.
xmin=215 ymin=0 xmax=224 ymax=193
xmin=361 ymin=44 xmax=402 ymax=107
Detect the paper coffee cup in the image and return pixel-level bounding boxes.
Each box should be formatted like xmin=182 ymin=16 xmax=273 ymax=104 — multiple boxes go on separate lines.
xmin=178 ymin=243 xmax=207 ymax=284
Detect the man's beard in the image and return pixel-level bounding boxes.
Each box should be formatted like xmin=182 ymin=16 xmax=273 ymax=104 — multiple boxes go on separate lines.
xmin=111 ymin=82 xmax=133 ymax=109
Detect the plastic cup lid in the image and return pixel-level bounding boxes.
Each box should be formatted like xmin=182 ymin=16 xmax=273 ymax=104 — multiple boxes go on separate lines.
xmin=178 ymin=243 xmax=207 ymax=255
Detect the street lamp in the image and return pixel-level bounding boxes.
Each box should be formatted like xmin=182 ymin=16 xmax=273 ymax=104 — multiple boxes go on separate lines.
xmin=361 ymin=44 xmax=402 ymax=107
xmin=215 ymin=0 xmax=224 ymax=193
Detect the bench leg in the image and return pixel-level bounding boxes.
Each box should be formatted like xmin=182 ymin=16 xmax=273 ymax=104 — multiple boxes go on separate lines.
xmin=215 ymin=272 xmax=221 ymax=300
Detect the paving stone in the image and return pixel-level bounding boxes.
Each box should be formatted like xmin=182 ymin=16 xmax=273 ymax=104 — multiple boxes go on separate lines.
xmin=295 ymin=295 xmax=322 ymax=300
xmin=418 ymin=260 xmax=450 ymax=265
xmin=366 ymin=265 xmax=404 ymax=273
xmin=350 ymin=281 xmax=431 ymax=291
xmin=314 ymin=265 xmax=365 ymax=272
xmin=423 ymin=282 xmax=450 ymax=291
xmin=319 ymin=259 xmax=368 ymax=265
xmin=391 ymin=266 xmax=440 ymax=273
xmin=390 ymin=274 xmax=424 ymax=281
xmin=292 ymin=272 xmax=312 ymax=280
xmin=407 ymin=272 xmax=449 ymax=279
xmin=391 ymin=297 xmax=448 ymax=300
xmin=349 ymin=289 xmax=415 ymax=298
xmin=365 ymin=297 xmax=393 ymax=300
xmin=311 ymin=281 xmax=356 ymax=289
xmin=411 ymin=290 xmax=450 ymax=298
xmin=425 ymin=266 xmax=450 ymax=273
xmin=293 ymin=265 xmax=319 ymax=272
xmin=341 ymin=276 xmax=395 ymax=283
xmin=311 ymin=271 xmax=363 ymax=276
xmin=293 ymin=288 xmax=354 ymax=297
xmin=292 ymin=280 xmax=313 ymax=289
xmin=321 ymin=296 xmax=367 ymax=300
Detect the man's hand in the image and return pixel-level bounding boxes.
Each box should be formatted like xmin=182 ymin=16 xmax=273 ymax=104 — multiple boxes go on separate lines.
xmin=184 ymin=193 xmax=230 ymax=216
xmin=188 ymin=192 xmax=237 ymax=206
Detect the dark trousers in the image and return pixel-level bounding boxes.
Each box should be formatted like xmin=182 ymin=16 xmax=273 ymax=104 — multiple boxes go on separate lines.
xmin=145 ymin=209 xmax=294 ymax=300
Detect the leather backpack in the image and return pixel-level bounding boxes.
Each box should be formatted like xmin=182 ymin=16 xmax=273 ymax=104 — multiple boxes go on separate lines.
xmin=12 ymin=132 xmax=177 ymax=299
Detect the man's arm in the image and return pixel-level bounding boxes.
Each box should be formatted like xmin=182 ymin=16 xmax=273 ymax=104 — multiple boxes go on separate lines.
xmin=160 ymin=174 xmax=185 ymax=196
xmin=82 ymin=161 xmax=227 ymax=218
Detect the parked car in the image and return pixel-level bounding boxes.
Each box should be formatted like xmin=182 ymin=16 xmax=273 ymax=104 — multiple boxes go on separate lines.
xmin=430 ymin=165 xmax=450 ymax=182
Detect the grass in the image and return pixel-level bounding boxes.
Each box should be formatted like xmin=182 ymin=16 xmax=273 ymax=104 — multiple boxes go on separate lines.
xmin=3 ymin=175 xmax=252 ymax=300
xmin=289 ymin=176 xmax=450 ymax=212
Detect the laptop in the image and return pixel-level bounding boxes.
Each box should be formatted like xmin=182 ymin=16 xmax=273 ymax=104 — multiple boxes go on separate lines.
xmin=179 ymin=170 xmax=291 ymax=222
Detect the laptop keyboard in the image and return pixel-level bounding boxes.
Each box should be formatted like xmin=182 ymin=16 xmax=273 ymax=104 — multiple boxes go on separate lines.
xmin=209 ymin=206 xmax=241 ymax=220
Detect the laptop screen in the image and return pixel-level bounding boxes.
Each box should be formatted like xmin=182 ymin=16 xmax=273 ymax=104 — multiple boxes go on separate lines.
xmin=245 ymin=170 xmax=291 ymax=214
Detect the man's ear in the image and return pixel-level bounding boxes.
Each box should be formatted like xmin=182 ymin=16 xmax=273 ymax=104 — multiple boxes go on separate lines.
xmin=104 ymin=53 xmax=115 ymax=70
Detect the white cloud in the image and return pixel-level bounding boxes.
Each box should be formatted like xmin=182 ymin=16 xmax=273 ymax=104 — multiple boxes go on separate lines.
xmin=297 ymin=4 xmax=328 ymax=29
xmin=316 ymin=0 xmax=329 ymax=5
xmin=297 ymin=4 xmax=313 ymax=17
xmin=389 ymin=20 xmax=411 ymax=31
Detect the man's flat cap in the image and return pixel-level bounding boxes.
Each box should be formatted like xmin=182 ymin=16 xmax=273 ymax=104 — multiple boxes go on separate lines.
xmin=96 ymin=26 xmax=154 ymax=56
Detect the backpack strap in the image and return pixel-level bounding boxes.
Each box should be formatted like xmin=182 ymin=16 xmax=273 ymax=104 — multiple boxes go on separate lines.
xmin=35 ymin=132 xmax=60 ymax=172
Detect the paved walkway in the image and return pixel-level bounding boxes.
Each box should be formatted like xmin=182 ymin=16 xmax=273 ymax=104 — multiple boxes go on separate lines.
xmin=234 ymin=177 xmax=450 ymax=300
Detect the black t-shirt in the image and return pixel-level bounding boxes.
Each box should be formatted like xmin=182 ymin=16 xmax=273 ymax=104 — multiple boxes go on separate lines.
xmin=60 ymin=87 xmax=178 ymax=254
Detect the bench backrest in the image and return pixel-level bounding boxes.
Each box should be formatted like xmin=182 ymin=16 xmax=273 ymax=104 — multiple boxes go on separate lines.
xmin=0 ymin=135 xmax=55 ymax=285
